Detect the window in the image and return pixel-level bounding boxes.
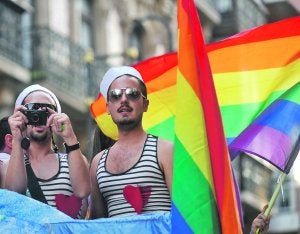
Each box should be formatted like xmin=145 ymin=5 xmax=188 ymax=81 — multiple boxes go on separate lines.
xmin=0 ymin=0 xmax=29 ymax=66
xmin=128 ymin=20 xmax=145 ymax=61
xmin=214 ymin=0 xmax=233 ymax=13
xmin=79 ymin=0 xmax=93 ymax=49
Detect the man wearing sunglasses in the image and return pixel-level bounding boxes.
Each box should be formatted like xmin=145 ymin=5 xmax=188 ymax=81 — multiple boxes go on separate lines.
xmin=90 ymin=66 xmax=173 ymax=218
xmin=5 ymin=84 xmax=90 ymax=219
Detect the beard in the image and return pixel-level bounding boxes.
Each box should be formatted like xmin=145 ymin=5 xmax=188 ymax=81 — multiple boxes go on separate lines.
xmin=30 ymin=131 xmax=50 ymax=143
xmin=113 ymin=114 xmax=143 ymax=132
xmin=118 ymin=119 xmax=139 ymax=131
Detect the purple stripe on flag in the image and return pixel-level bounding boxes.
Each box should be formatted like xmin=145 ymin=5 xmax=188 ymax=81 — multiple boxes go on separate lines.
xmin=230 ymin=124 xmax=293 ymax=171
xmin=253 ymin=99 xmax=300 ymax=137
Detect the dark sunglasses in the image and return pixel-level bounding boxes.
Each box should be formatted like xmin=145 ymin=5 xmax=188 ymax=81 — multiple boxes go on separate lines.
xmin=108 ymin=88 xmax=146 ymax=102
xmin=24 ymin=103 xmax=57 ymax=112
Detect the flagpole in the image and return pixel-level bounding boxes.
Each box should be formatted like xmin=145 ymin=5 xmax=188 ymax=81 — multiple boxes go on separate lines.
xmin=256 ymin=172 xmax=287 ymax=234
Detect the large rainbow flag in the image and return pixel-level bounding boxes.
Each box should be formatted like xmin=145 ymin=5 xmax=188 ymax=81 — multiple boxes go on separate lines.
xmin=171 ymin=0 xmax=241 ymax=233
xmin=90 ymin=8 xmax=299 ymax=234
xmin=91 ymin=16 xmax=300 ymax=147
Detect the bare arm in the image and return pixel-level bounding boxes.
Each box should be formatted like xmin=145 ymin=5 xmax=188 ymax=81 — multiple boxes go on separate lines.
xmin=68 ymin=147 xmax=90 ymax=198
xmin=157 ymin=138 xmax=174 ymax=194
xmin=0 ymin=160 xmax=8 ymax=188
xmin=5 ymin=108 xmax=28 ymax=193
xmin=89 ymin=152 xmax=108 ymax=219
xmin=0 ymin=161 xmax=2 ymax=188
xmin=47 ymin=109 xmax=91 ymax=198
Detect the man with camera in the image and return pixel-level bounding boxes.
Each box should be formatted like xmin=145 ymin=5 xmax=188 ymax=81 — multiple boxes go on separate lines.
xmin=5 ymin=84 xmax=90 ymax=219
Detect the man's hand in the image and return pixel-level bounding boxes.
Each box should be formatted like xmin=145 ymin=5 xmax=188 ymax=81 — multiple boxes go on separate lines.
xmin=47 ymin=108 xmax=77 ymax=144
xmin=8 ymin=106 xmax=28 ymax=141
xmin=251 ymin=205 xmax=271 ymax=234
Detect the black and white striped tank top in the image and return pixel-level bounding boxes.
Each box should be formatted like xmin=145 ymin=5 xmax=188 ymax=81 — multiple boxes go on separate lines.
xmin=25 ymin=153 xmax=82 ymax=218
xmin=96 ymin=134 xmax=171 ymax=217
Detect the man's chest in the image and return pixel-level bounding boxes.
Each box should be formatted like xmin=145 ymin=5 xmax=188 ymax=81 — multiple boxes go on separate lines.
xmin=106 ymin=150 xmax=142 ymax=174
xmin=30 ymin=157 xmax=59 ymax=180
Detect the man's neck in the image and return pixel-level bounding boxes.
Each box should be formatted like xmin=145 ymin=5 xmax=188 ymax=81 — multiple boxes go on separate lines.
xmin=117 ymin=128 xmax=147 ymax=144
xmin=27 ymin=141 xmax=54 ymax=159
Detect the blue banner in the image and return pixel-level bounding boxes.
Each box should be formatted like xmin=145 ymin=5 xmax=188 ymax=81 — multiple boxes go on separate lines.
xmin=0 ymin=189 xmax=171 ymax=233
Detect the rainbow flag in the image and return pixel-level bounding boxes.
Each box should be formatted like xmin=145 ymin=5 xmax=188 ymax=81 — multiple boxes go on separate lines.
xmin=209 ymin=16 xmax=300 ymax=145
xmin=90 ymin=14 xmax=299 ymax=234
xmin=230 ymin=82 xmax=300 ymax=173
xmin=91 ymin=16 xmax=300 ymax=146
xmin=171 ymin=0 xmax=242 ymax=233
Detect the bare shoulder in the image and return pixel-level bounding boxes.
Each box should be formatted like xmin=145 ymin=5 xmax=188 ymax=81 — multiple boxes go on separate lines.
xmin=90 ymin=150 xmax=105 ymax=171
xmin=157 ymin=138 xmax=174 ymax=152
xmin=157 ymin=138 xmax=174 ymax=164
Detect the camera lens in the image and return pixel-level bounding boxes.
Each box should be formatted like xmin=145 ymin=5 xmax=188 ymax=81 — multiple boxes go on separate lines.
xmin=26 ymin=110 xmax=48 ymax=126
xmin=30 ymin=113 xmax=40 ymax=123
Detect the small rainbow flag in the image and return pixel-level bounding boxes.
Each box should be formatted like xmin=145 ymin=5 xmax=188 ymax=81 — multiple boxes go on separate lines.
xmin=230 ymin=82 xmax=300 ymax=173
xmin=171 ymin=0 xmax=242 ymax=233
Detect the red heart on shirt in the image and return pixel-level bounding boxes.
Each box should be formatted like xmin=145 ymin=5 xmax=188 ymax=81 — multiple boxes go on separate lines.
xmin=55 ymin=194 xmax=82 ymax=218
xmin=123 ymin=185 xmax=151 ymax=214
xmin=140 ymin=186 xmax=151 ymax=205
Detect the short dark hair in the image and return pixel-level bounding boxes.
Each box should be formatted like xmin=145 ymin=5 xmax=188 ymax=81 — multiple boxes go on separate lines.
xmin=0 ymin=117 xmax=11 ymax=151
xmin=137 ymin=79 xmax=147 ymax=99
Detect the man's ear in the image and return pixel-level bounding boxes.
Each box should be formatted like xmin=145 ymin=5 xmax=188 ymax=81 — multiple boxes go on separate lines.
xmin=106 ymin=103 xmax=111 ymax=115
xmin=143 ymin=99 xmax=149 ymax=112
xmin=5 ymin=134 xmax=12 ymax=150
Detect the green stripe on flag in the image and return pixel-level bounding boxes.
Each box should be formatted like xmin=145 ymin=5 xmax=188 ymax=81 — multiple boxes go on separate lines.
xmin=221 ymin=90 xmax=287 ymax=138
xmin=147 ymin=117 xmax=175 ymax=141
xmin=280 ymin=83 xmax=300 ymax=104
xmin=172 ymin=135 xmax=220 ymax=233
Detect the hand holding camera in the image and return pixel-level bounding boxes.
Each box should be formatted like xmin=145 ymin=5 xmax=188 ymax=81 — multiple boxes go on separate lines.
xmin=22 ymin=109 xmax=48 ymax=126
xmin=22 ymin=103 xmax=57 ymax=126
xmin=46 ymin=108 xmax=77 ymax=143
xmin=8 ymin=103 xmax=56 ymax=142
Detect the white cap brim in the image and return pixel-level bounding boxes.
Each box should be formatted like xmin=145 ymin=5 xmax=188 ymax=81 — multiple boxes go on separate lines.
xmin=15 ymin=84 xmax=61 ymax=113
xmin=100 ymin=66 xmax=143 ymax=101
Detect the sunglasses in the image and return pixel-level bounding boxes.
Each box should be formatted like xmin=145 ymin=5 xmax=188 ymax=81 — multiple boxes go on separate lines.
xmin=24 ymin=103 xmax=57 ymax=112
xmin=108 ymin=88 xmax=146 ymax=102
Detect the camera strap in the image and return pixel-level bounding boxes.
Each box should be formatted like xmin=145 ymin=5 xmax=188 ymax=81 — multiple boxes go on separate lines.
xmin=25 ymin=157 xmax=48 ymax=204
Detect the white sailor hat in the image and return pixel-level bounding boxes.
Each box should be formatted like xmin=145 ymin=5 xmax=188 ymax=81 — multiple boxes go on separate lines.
xmin=100 ymin=66 xmax=144 ymax=102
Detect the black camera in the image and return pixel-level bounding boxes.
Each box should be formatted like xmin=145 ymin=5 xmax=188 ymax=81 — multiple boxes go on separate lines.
xmin=22 ymin=110 xmax=48 ymax=126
